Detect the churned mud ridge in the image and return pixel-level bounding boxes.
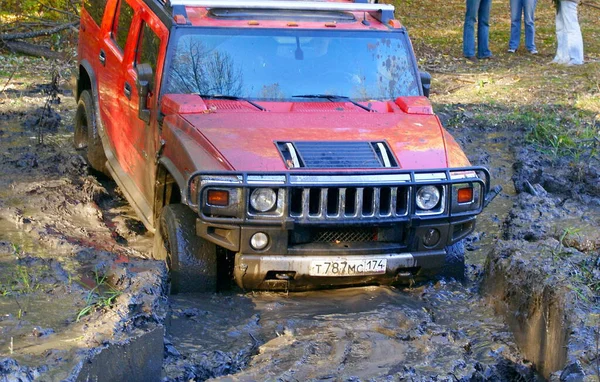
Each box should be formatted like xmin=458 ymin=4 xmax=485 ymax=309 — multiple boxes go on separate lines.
xmin=484 ymin=146 xmax=600 ymax=380
xmin=1 ymin=80 xmax=168 ymax=381
xmin=0 ymin=250 xmax=169 ymax=381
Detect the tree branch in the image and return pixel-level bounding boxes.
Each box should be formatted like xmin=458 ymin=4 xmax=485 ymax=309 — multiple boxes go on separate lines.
xmin=581 ymin=1 xmax=600 ymax=9
xmin=39 ymin=2 xmax=78 ymax=18
xmin=0 ymin=21 xmax=79 ymax=41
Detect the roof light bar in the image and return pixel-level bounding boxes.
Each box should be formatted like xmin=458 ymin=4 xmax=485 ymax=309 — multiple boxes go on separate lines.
xmin=168 ymin=0 xmax=395 ymax=23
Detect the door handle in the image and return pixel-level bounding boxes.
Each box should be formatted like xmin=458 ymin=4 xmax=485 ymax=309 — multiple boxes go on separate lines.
xmin=124 ymin=82 xmax=132 ymax=99
xmin=99 ymin=50 xmax=106 ymax=66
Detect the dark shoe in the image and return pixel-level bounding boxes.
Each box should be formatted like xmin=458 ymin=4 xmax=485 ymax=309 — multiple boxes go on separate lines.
xmin=478 ymin=54 xmax=493 ymax=60
xmin=464 ymin=56 xmax=477 ymax=62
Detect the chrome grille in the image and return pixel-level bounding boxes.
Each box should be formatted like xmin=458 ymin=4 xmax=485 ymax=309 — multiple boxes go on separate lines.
xmin=289 ymin=186 xmax=409 ymax=220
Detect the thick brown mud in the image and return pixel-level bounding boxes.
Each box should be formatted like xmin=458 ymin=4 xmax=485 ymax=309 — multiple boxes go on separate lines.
xmin=0 ymin=80 xmax=167 ymax=381
xmin=1 ymin=74 xmax=598 ymax=381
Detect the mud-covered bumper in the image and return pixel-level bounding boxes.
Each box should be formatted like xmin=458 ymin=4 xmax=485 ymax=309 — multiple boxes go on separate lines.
xmin=233 ymin=250 xmax=445 ymax=291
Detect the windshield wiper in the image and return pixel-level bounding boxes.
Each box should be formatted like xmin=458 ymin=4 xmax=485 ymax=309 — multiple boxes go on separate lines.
xmin=292 ymin=94 xmax=375 ymax=112
xmin=197 ymin=94 xmax=267 ymax=112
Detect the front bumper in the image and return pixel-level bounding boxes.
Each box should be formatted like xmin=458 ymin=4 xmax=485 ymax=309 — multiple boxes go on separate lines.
xmin=200 ymin=215 xmax=476 ymax=290
xmin=234 ymin=250 xmax=445 ymax=291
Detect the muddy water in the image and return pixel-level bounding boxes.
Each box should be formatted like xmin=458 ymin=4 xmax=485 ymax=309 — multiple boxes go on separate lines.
xmin=167 ymin=283 xmax=529 ymax=380
xmin=459 ymin=130 xmax=517 ymax=267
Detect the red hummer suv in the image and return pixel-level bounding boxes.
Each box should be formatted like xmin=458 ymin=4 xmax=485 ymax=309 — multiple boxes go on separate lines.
xmin=74 ymin=0 xmax=500 ymax=292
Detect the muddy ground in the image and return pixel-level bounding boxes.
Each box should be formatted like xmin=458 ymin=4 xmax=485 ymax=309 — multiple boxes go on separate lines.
xmin=0 ymin=64 xmax=598 ymax=381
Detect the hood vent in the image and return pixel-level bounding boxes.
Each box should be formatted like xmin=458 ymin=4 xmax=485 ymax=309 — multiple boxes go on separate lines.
xmin=276 ymin=141 xmax=398 ymax=169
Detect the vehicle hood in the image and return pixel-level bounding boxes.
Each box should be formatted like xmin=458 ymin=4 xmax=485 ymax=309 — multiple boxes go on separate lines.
xmin=166 ymin=97 xmax=470 ymax=172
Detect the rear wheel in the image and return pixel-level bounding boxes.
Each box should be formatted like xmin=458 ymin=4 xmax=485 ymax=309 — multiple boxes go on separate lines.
xmin=152 ymin=204 xmax=217 ymax=294
xmin=74 ymin=90 xmax=108 ymax=175
xmin=442 ymin=240 xmax=466 ymax=281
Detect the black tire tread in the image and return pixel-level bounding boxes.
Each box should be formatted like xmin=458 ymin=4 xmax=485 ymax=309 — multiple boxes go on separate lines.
xmin=75 ymin=90 xmax=108 ymax=175
xmin=155 ymin=204 xmax=217 ymax=294
xmin=443 ymin=240 xmax=466 ymax=281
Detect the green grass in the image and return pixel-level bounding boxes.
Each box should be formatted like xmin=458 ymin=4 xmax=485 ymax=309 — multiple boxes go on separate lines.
xmin=392 ymin=0 xmax=600 ymax=161
xmin=76 ymin=272 xmax=122 ymax=322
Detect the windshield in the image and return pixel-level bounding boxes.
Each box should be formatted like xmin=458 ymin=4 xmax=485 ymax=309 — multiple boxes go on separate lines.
xmin=164 ymin=28 xmax=420 ymax=101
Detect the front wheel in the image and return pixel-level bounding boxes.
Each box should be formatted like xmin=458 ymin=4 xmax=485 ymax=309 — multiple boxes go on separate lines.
xmin=152 ymin=204 xmax=217 ymax=294
xmin=441 ymin=240 xmax=466 ymax=281
xmin=74 ymin=89 xmax=108 ymax=175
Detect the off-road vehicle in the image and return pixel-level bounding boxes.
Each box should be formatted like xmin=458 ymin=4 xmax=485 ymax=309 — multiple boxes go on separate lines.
xmin=74 ymin=0 xmax=500 ymax=292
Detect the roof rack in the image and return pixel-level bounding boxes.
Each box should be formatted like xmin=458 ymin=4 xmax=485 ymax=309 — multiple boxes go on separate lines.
xmin=167 ymin=0 xmax=395 ymax=23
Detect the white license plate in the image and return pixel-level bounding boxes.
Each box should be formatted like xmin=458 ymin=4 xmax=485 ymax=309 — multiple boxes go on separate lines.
xmin=309 ymin=258 xmax=387 ymax=277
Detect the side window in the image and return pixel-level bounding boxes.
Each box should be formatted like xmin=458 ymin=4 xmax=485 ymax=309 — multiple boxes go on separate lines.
xmin=136 ymin=23 xmax=161 ymax=81
xmin=112 ymin=0 xmax=135 ymax=51
xmin=83 ymin=0 xmax=108 ymax=26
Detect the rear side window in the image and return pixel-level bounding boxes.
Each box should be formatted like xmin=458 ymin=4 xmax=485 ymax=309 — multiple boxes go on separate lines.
xmin=83 ymin=0 xmax=108 ymax=26
xmin=112 ymin=0 xmax=135 ymax=51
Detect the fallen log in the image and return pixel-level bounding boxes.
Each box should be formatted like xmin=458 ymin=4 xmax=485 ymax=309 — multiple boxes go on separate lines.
xmin=2 ymin=40 xmax=65 ymax=59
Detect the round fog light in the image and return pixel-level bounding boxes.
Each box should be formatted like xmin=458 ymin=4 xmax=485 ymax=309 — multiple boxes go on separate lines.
xmin=422 ymin=228 xmax=441 ymax=247
xmin=250 ymin=232 xmax=269 ymax=250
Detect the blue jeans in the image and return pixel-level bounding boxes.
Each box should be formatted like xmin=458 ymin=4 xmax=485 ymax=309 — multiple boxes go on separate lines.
xmin=463 ymin=0 xmax=492 ymax=58
xmin=509 ymin=0 xmax=537 ymax=51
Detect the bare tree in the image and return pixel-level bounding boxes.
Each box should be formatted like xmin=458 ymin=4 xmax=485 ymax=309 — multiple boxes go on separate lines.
xmin=168 ymin=38 xmax=243 ymax=96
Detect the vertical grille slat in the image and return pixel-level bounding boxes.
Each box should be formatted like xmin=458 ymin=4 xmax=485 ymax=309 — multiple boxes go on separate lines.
xmin=302 ymin=188 xmax=310 ymax=218
xmin=320 ymin=188 xmax=328 ymax=216
xmin=373 ymin=187 xmax=381 ymax=217
xmin=390 ymin=187 xmax=398 ymax=216
xmin=289 ymin=185 xmax=409 ymax=220
xmin=354 ymin=188 xmax=364 ymax=218
xmin=338 ymin=188 xmax=346 ymax=218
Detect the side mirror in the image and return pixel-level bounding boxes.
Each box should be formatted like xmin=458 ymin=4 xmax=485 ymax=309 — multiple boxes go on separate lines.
xmin=420 ymin=71 xmax=431 ymax=98
xmin=135 ymin=63 xmax=153 ymax=124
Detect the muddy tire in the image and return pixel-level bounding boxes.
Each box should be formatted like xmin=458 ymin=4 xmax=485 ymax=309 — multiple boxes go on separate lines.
xmin=153 ymin=204 xmax=217 ymax=294
xmin=74 ymin=90 xmax=108 ymax=175
xmin=442 ymin=240 xmax=466 ymax=281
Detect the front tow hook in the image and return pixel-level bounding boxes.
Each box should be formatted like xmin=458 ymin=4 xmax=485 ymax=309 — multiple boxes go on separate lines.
xmin=483 ymin=185 xmax=503 ymax=208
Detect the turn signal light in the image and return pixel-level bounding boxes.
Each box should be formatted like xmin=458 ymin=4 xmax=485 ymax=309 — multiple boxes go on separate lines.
xmin=457 ymin=187 xmax=473 ymax=203
xmin=207 ymin=190 xmax=229 ymax=206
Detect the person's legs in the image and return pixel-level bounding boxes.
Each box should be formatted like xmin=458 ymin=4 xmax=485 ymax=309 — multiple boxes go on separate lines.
xmin=552 ymin=3 xmax=569 ymax=63
xmin=509 ymin=0 xmax=523 ymax=50
xmin=562 ymin=1 xmax=584 ymax=64
xmin=523 ymin=0 xmax=537 ymax=52
xmin=463 ymin=0 xmax=480 ymax=57
xmin=477 ymin=0 xmax=492 ymax=58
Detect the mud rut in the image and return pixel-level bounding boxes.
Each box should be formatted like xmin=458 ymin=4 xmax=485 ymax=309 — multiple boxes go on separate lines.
xmin=0 ymin=83 xmax=597 ymax=381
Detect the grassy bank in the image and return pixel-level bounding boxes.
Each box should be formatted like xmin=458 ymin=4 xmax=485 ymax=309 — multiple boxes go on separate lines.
xmin=394 ymin=0 xmax=599 ymax=159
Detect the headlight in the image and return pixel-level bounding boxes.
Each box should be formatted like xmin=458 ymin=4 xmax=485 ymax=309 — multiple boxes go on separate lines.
xmin=250 ymin=188 xmax=277 ymax=212
xmin=416 ymin=185 xmax=441 ymax=210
